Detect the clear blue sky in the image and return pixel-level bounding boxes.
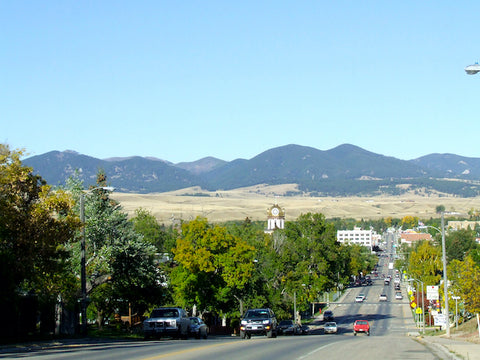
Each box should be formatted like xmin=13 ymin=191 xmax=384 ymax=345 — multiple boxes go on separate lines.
xmin=1 ymin=1 xmax=479 ymax=163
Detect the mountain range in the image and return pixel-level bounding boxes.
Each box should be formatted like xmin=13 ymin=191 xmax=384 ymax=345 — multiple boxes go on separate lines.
xmin=23 ymin=144 xmax=480 ymax=197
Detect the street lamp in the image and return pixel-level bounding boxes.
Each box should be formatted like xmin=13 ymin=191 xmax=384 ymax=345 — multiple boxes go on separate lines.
xmin=440 ymin=212 xmax=450 ymax=337
xmin=465 ymin=63 xmax=480 ymax=75
xmin=79 ymin=186 xmax=114 ymax=335
xmin=418 ymin=211 xmax=462 ymax=337
xmin=452 ymin=296 xmax=461 ymax=329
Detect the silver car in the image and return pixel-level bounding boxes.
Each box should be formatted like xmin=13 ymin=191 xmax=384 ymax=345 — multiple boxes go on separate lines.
xmin=189 ymin=317 xmax=208 ymax=339
xmin=324 ymin=322 xmax=338 ymax=334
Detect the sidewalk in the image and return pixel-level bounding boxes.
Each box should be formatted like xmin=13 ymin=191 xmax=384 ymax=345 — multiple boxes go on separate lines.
xmin=416 ymin=335 xmax=480 ymax=360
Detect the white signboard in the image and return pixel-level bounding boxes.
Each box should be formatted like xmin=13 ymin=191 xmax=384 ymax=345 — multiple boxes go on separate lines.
xmin=434 ymin=314 xmax=447 ymax=326
xmin=426 ymin=285 xmax=439 ymax=301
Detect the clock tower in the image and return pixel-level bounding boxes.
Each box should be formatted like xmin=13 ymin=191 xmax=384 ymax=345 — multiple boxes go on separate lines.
xmin=266 ymin=204 xmax=285 ymax=233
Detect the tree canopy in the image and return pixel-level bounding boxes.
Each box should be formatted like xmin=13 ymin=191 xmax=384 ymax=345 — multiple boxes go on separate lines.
xmin=0 ymin=145 xmax=80 ymax=336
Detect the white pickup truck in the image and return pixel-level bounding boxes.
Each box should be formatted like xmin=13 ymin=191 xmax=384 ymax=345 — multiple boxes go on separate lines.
xmin=143 ymin=307 xmax=190 ymax=339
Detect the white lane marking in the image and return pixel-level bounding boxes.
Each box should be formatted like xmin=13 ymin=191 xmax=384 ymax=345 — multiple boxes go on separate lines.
xmin=297 ymin=341 xmax=341 ymax=360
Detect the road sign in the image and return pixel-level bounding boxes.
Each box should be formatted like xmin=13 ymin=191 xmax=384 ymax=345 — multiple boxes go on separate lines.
xmin=434 ymin=314 xmax=447 ymax=326
xmin=415 ymin=307 xmax=422 ymax=314
xmin=411 ymin=302 xmax=417 ymax=308
xmin=426 ymin=285 xmax=439 ymax=301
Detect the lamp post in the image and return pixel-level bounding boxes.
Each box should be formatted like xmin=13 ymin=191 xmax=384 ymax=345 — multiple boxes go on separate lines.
xmin=418 ymin=211 xmax=462 ymax=337
xmin=452 ymin=296 xmax=460 ymax=329
xmin=440 ymin=212 xmax=450 ymax=337
xmin=79 ymin=186 xmax=114 ymax=335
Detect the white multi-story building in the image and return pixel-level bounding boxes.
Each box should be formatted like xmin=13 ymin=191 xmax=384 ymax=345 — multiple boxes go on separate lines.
xmin=336 ymin=227 xmax=376 ymax=248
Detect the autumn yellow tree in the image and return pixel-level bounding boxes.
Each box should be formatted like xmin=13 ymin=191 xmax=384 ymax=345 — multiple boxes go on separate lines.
xmin=407 ymin=241 xmax=442 ymax=287
xmin=401 ymin=215 xmax=419 ymax=229
xmin=448 ymin=256 xmax=480 ymax=315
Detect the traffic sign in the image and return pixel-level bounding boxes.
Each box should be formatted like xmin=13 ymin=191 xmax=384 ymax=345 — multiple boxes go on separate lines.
xmin=416 ymin=307 xmax=422 ymax=314
xmin=426 ymin=285 xmax=439 ymax=301
xmin=434 ymin=314 xmax=447 ymax=326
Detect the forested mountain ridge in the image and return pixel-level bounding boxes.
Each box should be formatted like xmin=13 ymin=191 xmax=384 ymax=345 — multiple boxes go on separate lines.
xmin=23 ymin=144 xmax=480 ymax=196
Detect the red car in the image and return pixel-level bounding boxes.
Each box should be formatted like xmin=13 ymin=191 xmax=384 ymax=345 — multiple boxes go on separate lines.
xmin=353 ymin=320 xmax=370 ymax=336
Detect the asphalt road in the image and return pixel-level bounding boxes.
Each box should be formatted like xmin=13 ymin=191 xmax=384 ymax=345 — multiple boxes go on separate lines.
xmin=1 ymin=234 xmax=443 ymax=360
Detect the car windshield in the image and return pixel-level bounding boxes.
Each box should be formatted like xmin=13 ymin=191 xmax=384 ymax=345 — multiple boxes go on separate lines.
xmin=325 ymin=322 xmax=336 ymax=326
xmin=151 ymin=309 xmax=179 ymax=318
xmin=279 ymin=320 xmax=293 ymax=325
xmin=245 ymin=310 xmax=269 ymax=319
xmin=356 ymin=320 xmax=368 ymax=325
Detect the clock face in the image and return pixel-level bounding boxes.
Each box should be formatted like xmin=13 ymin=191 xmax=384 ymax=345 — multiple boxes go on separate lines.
xmin=272 ymin=207 xmax=279 ymax=216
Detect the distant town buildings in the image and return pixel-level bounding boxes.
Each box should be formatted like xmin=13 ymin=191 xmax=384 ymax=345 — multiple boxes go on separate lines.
xmin=399 ymin=231 xmax=432 ymax=246
xmin=336 ymin=227 xmax=379 ymax=249
xmin=447 ymin=220 xmax=480 ymax=231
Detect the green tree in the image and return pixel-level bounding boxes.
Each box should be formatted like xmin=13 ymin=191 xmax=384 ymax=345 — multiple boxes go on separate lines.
xmin=66 ymin=172 xmax=162 ymax=328
xmin=171 ymin=217 xmax=255 ymax=316
xmin=130 ymin=208 xmax=176 ymax=253
xmin=436 ymin=205 xmax=446 ymax=214
xmin=445 ymin=229 xmax=478 ymax=262
xmin=0 ymin=144 xmax=80 ymax=337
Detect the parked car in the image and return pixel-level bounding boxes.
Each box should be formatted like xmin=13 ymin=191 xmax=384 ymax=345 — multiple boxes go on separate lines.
xmin=353 ymin=320 xmax=370 ymax=336
xmin=143 ymin=307 xmax=190 ymax=339
xmin=323 ymin=310 xmax=334 ymax=321
xmin=277 ymin=320 xmax=301 ymax=335
xmin=189 ymin=317 xmax=208 ymax=339
xmin=240 ymin=308 xmax=278 ymax=339
xmin=324 ymin=322 xmax=338 ymax=334
xmin=300 ymin=325 xmax=310 ymax=335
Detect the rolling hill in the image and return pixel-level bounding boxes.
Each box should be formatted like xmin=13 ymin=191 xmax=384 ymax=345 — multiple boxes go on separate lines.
xmin=23 ymin=144 xmax=480 ymax=197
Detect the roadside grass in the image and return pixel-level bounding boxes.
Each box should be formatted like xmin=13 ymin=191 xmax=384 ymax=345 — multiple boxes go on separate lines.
xmin=87 ymin=323 xmax=144 ymax=340
xmin=422 ymin=317 xmax=479 ymax=340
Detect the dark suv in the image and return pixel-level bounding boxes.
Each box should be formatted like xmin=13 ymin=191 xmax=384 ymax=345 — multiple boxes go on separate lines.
xmin=240 ymin=308 xmax=277 ymax=339
xmin=323 ymin=310 xmax=334 ymax=321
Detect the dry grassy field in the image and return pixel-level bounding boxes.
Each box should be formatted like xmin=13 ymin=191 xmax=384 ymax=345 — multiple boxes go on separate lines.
xmin=111 ymin=184 xmax=480 ymax=224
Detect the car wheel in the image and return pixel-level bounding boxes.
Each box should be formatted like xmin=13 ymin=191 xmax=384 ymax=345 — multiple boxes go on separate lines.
xmin=354 ymin=332 xmax=357 ymax=336
xmin=267 ymin=329 xmax=274 ymax=338
xmin=367 ymin=331 xmax=370 ymax=336
xmin=240 ymin=330 xmax=247 ymax=339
